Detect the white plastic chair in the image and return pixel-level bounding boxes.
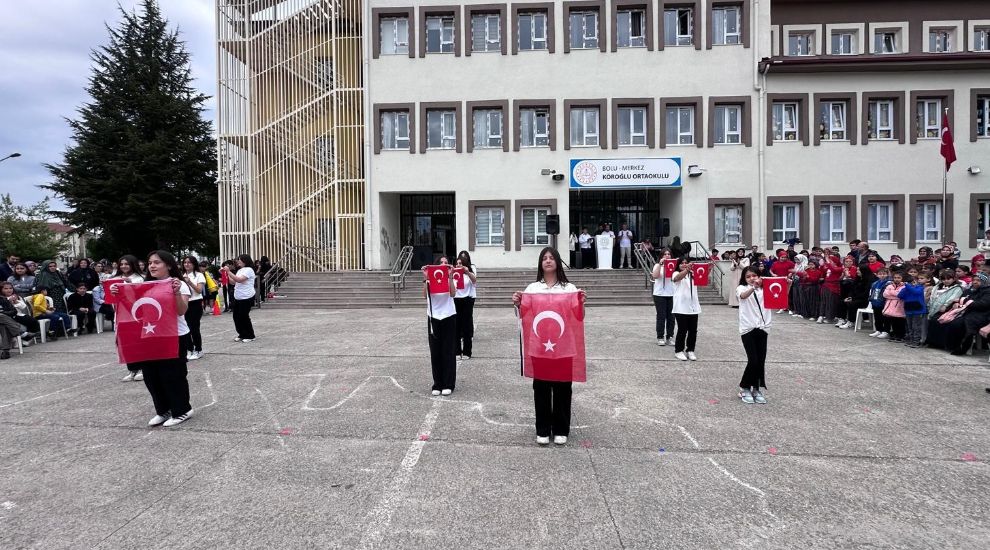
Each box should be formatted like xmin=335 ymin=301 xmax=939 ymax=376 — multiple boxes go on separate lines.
xmin=37 ymin=319 xmax=50 ymax=343
xmin=854 ymin=307 xmax=873 ymax=332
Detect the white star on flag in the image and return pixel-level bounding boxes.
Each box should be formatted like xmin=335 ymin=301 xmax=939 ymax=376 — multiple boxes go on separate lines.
xmin=543 ymin=339 xmax=556 ymax=352
xmin=142 ymin=322 xmax=157 ymax=335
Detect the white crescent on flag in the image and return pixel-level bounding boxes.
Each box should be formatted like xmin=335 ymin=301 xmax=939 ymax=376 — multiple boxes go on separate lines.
xmin=533 ymin=310 xmax=566 ymax=352
xmin=130 ymin=297 xmax=163 ymax=321
xmin=433 ymin=269 xmax=444 ymax=282
xmin=768 ymin=282 xmax=783 ymax=298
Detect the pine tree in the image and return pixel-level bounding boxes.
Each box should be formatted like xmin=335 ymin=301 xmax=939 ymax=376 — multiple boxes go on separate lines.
xmin=44 ymin=0 xmax=217 ymax=258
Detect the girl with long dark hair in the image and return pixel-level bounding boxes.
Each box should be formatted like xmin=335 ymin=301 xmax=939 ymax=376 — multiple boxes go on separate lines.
xmin=650 ymin=248 xmax=676 ymax=346
xmin=670 ymin=257 xmax=701 ymax=361
xmin=423 ymin=256 xmax=458 ymax=395
xmin=736 ymin=267 xmax=772 ymax=404
xmin=182 ymin=255 xmax=206 ymax=360
xmin=512 ymin=247 xmax=587 ymax=446
xmin=221 ymin=254 xmax=256 ymax=342
xmin=118 ymin=255 xmax=146 ymax=381
xmin=454 ymin=250 xmax=477 ymax=360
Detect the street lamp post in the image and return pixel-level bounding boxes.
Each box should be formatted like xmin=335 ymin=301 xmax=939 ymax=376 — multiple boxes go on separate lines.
xmin=0 ymin=152 xmax=22 ymax=163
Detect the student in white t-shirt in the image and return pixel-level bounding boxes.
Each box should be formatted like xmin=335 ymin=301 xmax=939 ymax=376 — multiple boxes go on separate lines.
xmin=116 ymin=254 xmax=146 ymax=382
xmin=182 ymin=255 xmax=207 ymax=360
xmin=221 ymin=254 xmax=256 ymax=342
xmin=453 ymin=251 xmax=477 ymax=361
xmin=671 ymin=257 xmax=701 ymax=361
xmin=650 ymin=248 xmax=676 ymax=346
xmin=422 ymin=256 xmax=458 ymax=396
xmin=578 ymin=227 xmax=595 ymax=269
xmin=512 ymin=247 xmax=587 ymax=446
xmin=617 ymin=224 xmax=634 ymax=269
xmin=736 ymin=267 xmax=772 ymax=405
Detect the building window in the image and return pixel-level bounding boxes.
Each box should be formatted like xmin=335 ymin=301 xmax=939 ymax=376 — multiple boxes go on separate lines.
xmin=978 ymin=96 xmax=990 ymax=138
xmin=665 ymin=106 xmax=695 ymax=145
xmin=380 ymin=17 xmax=409 ymax=55
xmin=714 ymin=105 xmax=742 ymax=144
xmin=712 ymin=6 xmax=741 ymax=45
xmin=978 ymin=201 xmax=990 ymax=238
xmin=867 ymin=202 xmax=894 ymax=242
xmin=663 ymin=7 xmax=693 ymax=46
xmin=820 ymin=101 xmax=847 ymax=141
xmin=569 ymin=10 xmax=599 ymax=49
xmin=976 ymin=28 xmax=990 ymax=51
xmin=618 ymin=107 xmax=647 ymax=146
xmin=518 ymin=11 xmax=548 ymax=51
xmin=475 ymin=207 xmax=505 ymax=246
xmin=874 ymin=30 xmax=898 ymax=54
xmin=380 ymin=111 xmax=410 ymax=150
xmin=569 ymin=107 xmax=600 ymax=147
xmin=916 ymin=99 xmax=942 ymax=139
xmin=772 ymin=102 xmax=799 ymax=142
xmin=831 ymin=31 xmax=854 ymax=55
xmin=819 ymin=203 xmax=846 ymax=243
xmin=915 ymin=202 xmax=941 ymax=243
xmin=617 ymin=9 xmax=646 ymax=48
xmin=868 ymin=100 xmax=895 ymax=140
xmin=929 ymin=29 xmax=952 ymax=53
xmin=788 ymin=32 xmax=814 ymax=56
xmin=426 ymin=15 xmax=455 ymax=53
xmin=772 ymin=203 xmax=799 ymax=243
xmin=473 ymin=109 xmax=503 ymax=149
xmin=522 ymin=207 xmax=550 ymax=245
xmin=471 ymin=13 xmax=501 ymax=52
xmin=520 ymin=108 xmax=550 ymax=147
xmin=714 ymin=205 xmax=743 ymax=245
xmin=426 ymin=110 xmax=456 ymax=149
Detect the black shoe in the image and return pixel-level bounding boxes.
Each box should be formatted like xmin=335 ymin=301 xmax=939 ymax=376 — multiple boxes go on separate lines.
xmin=0 ymin=350 xmax=10 ymax=360
xmin=49 ymin=332 xmax=59 ymax=341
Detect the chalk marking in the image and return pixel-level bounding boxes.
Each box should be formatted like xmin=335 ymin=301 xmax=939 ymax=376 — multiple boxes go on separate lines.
xmin=1 ymin=501 xmax=15 ymax=510
xmin=18 ymin=361 xmax=115 ymax=376
xmin=197 ymin=371 xmax=218 ymax=410
xmin=254 ymin=387 xmax=286 ymax=448
xmin=706 ymin=457 xmax=765 ymax=497
xmin=357 ymin=398 xmax=443 ymax=549
xmin=0 ymin=373 xmax=114 ymax=409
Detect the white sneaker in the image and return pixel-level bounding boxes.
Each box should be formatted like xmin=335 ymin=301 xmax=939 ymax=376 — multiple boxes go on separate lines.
xmin=674 ymin=352 xmax=688 ymax=361
xmin=752 ymin=390 xmax=767 ymax=404
xmin=457 ymin=355 xmax=463 ymax=361
xmin=441 ymin=389 xmax=452 ymax=396
xmin=839 ymin=322 xmax=852 ymax=329
xmin=461 ymin=356 xmax=470 ymax=361
xmin=163 ymin=409 xmax=193 ymax=427
xmin=739 ymin=389 xmax=755 ymax=404
xmin=121 ymin=372 xmax=135 ymax=382
xmin=188 ymin=351 xmax=201 ymax=360
xmin=657 ymin=338 xmax=666 ymax=346
xmin=233 ymin=337 xmax=242 ymax=342
xmin=431 ymin=390 xmax=441 ymax=396
xmin=834 ymin=319 xmax=845 ymax=327
xmin=536 ymin=436 xmax=550 ymax=445
xmin=787 ymin=310 xmax=795 ymax=315
xmin=816 ymin=317 xmax=825 ymax=324
xmin=553 ymin=435 xmax=567 ymax=445
xmin=686 ymin=351 xmax=697 ymax=361
xmin=876 ymin=332 xmax=890 ymax=340
xmin=133 ymin=371 xmax=144 ymax=381
xmin=666 ymin=337 xmax=675 ymax=346
xmin=148 ymin=415 xmax=168 ymax=427
xmin=241 ymin=338 xmax=254 ymax=343
xmin=868 ymin=331 xmax=880 ymax=337
xmin=196 ymin=351 xmax=204 ymax=359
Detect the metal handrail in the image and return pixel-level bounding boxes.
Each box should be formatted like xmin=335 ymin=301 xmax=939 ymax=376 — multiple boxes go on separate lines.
xmin=632 ymin=242 xmax=656 ymax=289
xmin=390 ymin=246 xmax=414 ymax=301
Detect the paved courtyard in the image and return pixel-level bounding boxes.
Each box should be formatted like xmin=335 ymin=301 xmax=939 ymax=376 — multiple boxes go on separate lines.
xmin=1 ymin=303 xmax=988 ymax=549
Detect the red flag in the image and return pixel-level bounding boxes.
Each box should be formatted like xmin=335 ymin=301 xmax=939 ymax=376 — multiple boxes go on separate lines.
xmin=115 ymin=280 xmax=178 ymax=364
xmin=452 ymin=267 xmax=466 ymax=290
xmin=520 ymin=292 xmax=586 ymax=382
xmin=691 ymin=262 xmax=712 ymax=286
xmin=762 ymin=277 xmax=789 ymax=309
xmin=941 ymin=112 xmax=956 ymax=171
xmin=426 ymin=265 xmax=451 ymax=294
xmin=101 ymin=278 xmax=125 ymax=305
xmin=663 ymin=259 xmax=679 ymax=277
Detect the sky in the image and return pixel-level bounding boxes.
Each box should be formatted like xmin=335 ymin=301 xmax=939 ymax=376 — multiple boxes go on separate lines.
xmin=0 ymin=0 xmax=216 ymax=214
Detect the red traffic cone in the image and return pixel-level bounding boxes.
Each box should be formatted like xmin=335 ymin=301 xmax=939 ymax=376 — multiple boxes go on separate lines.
xmin=213 ymin=298 xmax=222 ymax=316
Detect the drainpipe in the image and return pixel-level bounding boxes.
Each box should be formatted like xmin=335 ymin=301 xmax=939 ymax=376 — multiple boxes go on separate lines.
xmin=362 ymin=0 xmax=374 ymax=269
xmin=753 ymin=0 xmax=769 ymax=250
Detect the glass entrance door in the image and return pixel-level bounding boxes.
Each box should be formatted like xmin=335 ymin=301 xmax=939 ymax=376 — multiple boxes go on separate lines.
xmin=401 ymin=194 xmax=456 ymax=268
xmin=569 ymin=189 xmax=662 ymax=243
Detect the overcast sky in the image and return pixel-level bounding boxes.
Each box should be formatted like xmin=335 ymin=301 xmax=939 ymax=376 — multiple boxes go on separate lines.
xmin=0 ymin=0 xmax=216 ymax=213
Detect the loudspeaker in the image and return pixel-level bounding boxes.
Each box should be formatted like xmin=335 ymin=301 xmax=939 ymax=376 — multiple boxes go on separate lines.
xmin=545 ymin=214 xmax=560 ymax=235
xmin=660 ymin=218 xmax=670 ymax=237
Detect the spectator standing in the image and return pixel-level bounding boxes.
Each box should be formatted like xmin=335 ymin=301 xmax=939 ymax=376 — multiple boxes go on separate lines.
xmin=727 ymin=251 xmax=750 ymax=308
xmin=901 ymin=272 xmax=929 ymax=347
xmin=882 ymin=271 xmax=908 ymax=342
xmin=220 ymin=260 xmax=234 ymax=311
xmin=934 ymin=246 xmax=959 ymax=273
xmin=222 ymin=254 xmax=257 ymax=343
xmin=182 ymin=256 xmax=206 ymax=360
xmin=617 ymin=224 xmax=634 ymax=269
xmin=978 ymin=230 xmax=990 ymax=255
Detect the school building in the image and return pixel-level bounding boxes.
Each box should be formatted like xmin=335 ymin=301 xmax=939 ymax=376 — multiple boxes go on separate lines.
xmin=216 ymin=0 xmax=990 ymax=271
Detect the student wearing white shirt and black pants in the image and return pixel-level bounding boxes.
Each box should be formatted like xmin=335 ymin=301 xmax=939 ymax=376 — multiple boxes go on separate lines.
xmin=221 ymin=254 xmax=256 ymax=342
xmin=454 ymin=251 xmax=477 ymax=360
xmin=182 ymin=255 xmax=207 ymax=360
xmin=651 ymin=249 xmax=676 ymax=345
xmin=578 ymin=228 xmax=594 ymax=269
xmin=736 ymin=267 xmax=772 ymax=404
xmin=423 ymin=258 xmax=458 ymax=396
xmin=617 ymin=224 xmax=634 ymax=269
xmin=671 ymin=257 xmax=701 ymax=361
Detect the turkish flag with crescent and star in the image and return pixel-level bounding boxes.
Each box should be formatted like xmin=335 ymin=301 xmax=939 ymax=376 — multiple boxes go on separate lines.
xmin=762 ymin=277 xmax=789 ymax=309
xmin=519 ymin=292 xmax=586 ymax=382
xmin=691 ymin=262 xmax=712 ymax=286
xmin=101 ymin=278 xmax=125 ymax=305
xmin=453 ymin=267 xmax=466 ymax=290
xmin=426 ymin=265 xmax=451 ymax=294
xmin=115 ymin=280 xmax=179 ymax=364
xmin=941 ymin=111 xmax=956 ymax=171
xmin=663 ymin=259 xmax=679 ymax=278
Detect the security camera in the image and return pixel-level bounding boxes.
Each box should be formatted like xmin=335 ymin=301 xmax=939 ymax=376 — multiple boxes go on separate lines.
xmin=969 ymin=166 xmax=982 ymax=175
xmin=551 ymin=173 xmax=565 ymax=182
xmin=687 ymin=165 xmax=705 ymax=177
xmin=541 ymin=168 xmax=555 ymax=176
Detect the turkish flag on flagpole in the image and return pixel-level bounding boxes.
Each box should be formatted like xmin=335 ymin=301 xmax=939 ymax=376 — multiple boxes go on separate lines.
xmin=426 ymin=265 xmax=451 ymax=293
xmin=101 ymin=278 xmax=125 ymax=305
xmin=762 ymin=277 xmax=789 ymax=309
xmin=519 ymin=292 xmax=586 ymax=382
xmin=115 ymin=280 xmax=179 ymax=364
xmin=941 ymin=111 xmax=957 ymax=171
xmin=691 ymin=262 xmax=712 ymax=286
xmin=453 ymin=267 xmax=466 ymax=290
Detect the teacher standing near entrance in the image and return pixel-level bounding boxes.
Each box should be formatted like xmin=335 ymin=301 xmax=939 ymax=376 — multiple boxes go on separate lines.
xmin=618 ymin=224 xmax=634 ymax=269
xmin=578 ymin=228 xmax=594 ymax=269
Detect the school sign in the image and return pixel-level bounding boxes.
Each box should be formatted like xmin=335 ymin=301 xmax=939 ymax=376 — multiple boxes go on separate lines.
xmin=569 ymin=157 xmax=682 ymax=189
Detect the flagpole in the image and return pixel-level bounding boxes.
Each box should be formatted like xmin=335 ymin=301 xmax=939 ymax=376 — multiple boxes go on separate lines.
xmin=942 ymin=107 xmax=948 ymax=247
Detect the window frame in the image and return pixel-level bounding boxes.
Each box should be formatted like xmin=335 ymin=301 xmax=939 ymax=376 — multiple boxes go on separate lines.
xmin=513 ymin=99 xmax=557 ymax=151
xmin=818 ymin=202 xmax=847 ymax=244
xmin=660 ymin=1 xmax=701 ymax=50
xmin=426 ymin=15 xmax=456 ymax=53
xmin=617 ymin=106 xmax=647 ymax=146
xmin=475 ymin=206 xmax=505 ymax=247
xmin=772 ymin=102 xmax=800 ymax=142
xmin=471 ymin=13 xmax=501 ymax=53
xmin=974 ymin=91 xmax=990 ymax=141
xmin=909 ymin=90 xmax=953 ymax=145
xmin=379 ymin=16 xmax=410 ymax=56
xmin=465 ymin=5 xmax=508 ymax=55
xmin=372 ymin=8 xmax=416 ymax=59
xmin=867 ymin=201 xmax=895 ymax=243
xmin=419 ymin=7 xmax=461 ymax=57
xmin=661 ymin=97 xmax=703 ymax=148
xmin=612 ymin=99 xmax=654 ymax=149
xmin=787 ymin=32 xmax=815 ymax=56
xmin=830 ymin=31 xmax=854 ymax=55
xmin=665 ymin=105 xmax=695 ymax=146
xmin=713 ymin=204 xmax=744 ymax=246
xmin=862 ymin=92 xmax=905 ymax=144
xmin=380 ymin=111 xmax=411 ymax=151
xmin=613 ymin=4 xmax=650 ymax=50
xmin=563 ymin=1 xmax=606 ymax=53
xmin=814 ymin=93 xmax=857 ymax=146
xmin=419 ymin=102 xmax=463 ymax=153
xmin=766 ymin=94 xmax=809 ymax=146
xmin=514 ymin=7 xmax=551 ymax=53
xmin=929 ymin=28 xmax=952 ymax=53
xmin=470 ymin=200 xmax=512 ymax=251
xmin=708 ymin=96 xmax=752 ymax=147
xmin=976 ymin=27 xmax=990 ymax=51
xmin=771 ymin=203 xmax=800 ymax=244
xmin=663 ymin=7 xmax=694 ymax=46
xmin=467 ymin=100 xmax=510 ymax=153
xmin=820 ymin=101 xmax=848 ymax=141
xmin=373 ymin=103 xmax=415 ymax=154
xmin=714 ymin=105 xmax=741 ymax=145
xmin=570 ymin=107 xmax=600 ymax=147
xmin=914 ymin=201 xmax=942 ymax=244
xmin=873 ymin=30 xmax=899 ymax=54
xmin=564 ymin=99 xmax=608 ymax=150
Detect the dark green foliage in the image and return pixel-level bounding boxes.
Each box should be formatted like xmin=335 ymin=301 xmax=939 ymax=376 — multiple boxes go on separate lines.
xmin=0 ymin=195 xmax=68 ymax=261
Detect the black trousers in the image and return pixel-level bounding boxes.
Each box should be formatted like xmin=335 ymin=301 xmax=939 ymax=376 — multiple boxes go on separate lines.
xmin=673 ymin=313 xmax=699 ymax=353
xmin=223 ymin=284 xmax=234 ymax=311
xmin=887 ymin=316 xmax=906 ymax=340
xmin=454 ymin=297 xmax=474 ymax=357
xmin=185 ymin=299 xmax=204 ymax=352
xmin=533 ymin=379 xmax=572 ymax=437
xmin=232 ymin=297 xmax=255 ymax=339
xmin=69 ymin=309 xmax=97 ymax=333
xmin=140 ymin=336 xmax=191 ymax=417
xmin=740 ymin=328 xmax=768 ymax=389
xmin=14 ymin=314 xmax=40 ymax=334
xmin=428 ymin=315 xmax=457 ymax=390
xmin=652 ymin=295 xmax=675 ymax=339
xmin=581 ymin=248 xmax=593 ymax=268
xmin=872 ymin=306 xmax=890 ymax=333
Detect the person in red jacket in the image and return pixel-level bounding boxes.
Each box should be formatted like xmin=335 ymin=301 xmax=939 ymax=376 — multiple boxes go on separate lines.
xmin=819 ymin=254 xmax=843 ymax=324
xmin=800 ymin=259 xmax=823 ymax=320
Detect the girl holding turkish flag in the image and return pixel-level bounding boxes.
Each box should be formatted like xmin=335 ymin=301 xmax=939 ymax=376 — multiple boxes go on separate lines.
xmin=650 ymin=249 xmax=676 ymax=346
xmin=117 ymin=255 xmax=146 ymax=382
xmin=736 ymin=267 xmax=772 ymax=405
xmin=454 ymin=251 xmax=477 ymax=361
xmin=512 ymin=247 xmax=586 ymax=446
xmin=423 ymin=256 xmax=458 ymax=396
xmin=670 ymin=257 xmax=701 ymax=361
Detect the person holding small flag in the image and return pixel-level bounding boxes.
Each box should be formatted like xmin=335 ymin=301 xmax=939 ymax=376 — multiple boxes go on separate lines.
xmin=116 ymin=255 xmax=146 ymax=382
xmin=650 ymin=249 xmax=676 ymax=346
xmin=512 ymin=247 xmax=587 ymax=446
xmin=453 ymin=251 xmax=477 ymax=361
xmin=736 ymin=267 xmax=772 ymax=404
xmin=423 ymin=257 xmax=458 ymax=396
xmin=221 ymin=255 xmax=257 ymax=342
xmin=671 ymin=257 xmax=701 ymax=361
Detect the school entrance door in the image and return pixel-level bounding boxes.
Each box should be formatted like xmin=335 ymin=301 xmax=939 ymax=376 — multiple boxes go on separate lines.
xmin=400 ymin=193 xmax=456 ymax=269
xmin=568 ymin=189 xmax=663 ymax=244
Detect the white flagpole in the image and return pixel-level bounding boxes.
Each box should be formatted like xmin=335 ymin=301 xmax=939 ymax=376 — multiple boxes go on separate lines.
xmin=942 ymin=107 xmax=948 ymax=246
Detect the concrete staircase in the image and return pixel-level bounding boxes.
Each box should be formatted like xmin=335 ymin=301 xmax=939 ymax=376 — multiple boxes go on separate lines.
xmin=263 ymin=268 xmax=727 ymax=309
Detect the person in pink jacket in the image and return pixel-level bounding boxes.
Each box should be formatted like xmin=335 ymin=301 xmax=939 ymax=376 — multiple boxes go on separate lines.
xmin=883 ymin=271 xmax=908 ymax=342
